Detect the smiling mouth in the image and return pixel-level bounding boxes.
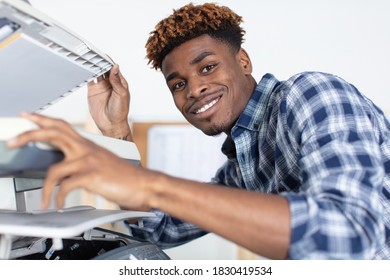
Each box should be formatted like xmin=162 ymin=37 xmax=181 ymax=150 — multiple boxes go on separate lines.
xmin=195 ymin=97 xmax=220 ymax=114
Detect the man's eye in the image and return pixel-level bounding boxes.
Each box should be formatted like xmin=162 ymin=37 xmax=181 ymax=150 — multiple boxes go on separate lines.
xmin=173 ymin=81 xmax=186 ymax=90
xmin=201 ymin=64 xmax=215 ymax=73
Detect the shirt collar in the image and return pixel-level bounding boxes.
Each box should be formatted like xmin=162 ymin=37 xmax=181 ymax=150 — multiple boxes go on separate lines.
xmin=232 ymin=73 xmax=281 ymax=135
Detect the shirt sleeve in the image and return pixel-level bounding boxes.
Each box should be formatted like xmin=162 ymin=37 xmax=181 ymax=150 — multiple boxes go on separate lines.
xmin=281 ymin=72 xmax=386 ymax=259
xmin=124 ymin=209 xmax=209 ymax=249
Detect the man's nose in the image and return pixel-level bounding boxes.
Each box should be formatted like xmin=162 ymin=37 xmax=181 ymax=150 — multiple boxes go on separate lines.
xmin=187 ymin=79 xmax=207 ymax=98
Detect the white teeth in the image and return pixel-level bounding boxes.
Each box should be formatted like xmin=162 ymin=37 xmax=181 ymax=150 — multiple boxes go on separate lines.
xmin=196 ymin=98 xmax=219 ymax=114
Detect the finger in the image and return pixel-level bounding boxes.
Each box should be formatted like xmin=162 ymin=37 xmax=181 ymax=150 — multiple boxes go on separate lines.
xmin=7 ymin=124 xmax=83 ymax=155
xmin=21 ymin=112 xmax=78 ymax=137
xmin=20 ymin=111 xmax=60 ymax=127
xmin=117 ymin=67 xmax=129 ymax=89
xmin=54 ymin=172 xmax=95 ymax=209
xmin=87 ymin=74 xmax=112 ymax=97
xmin=109 ymin=64 xmax=129 ymax=93
xmin=11 ymin=112 xmax=88 ymax=151
xmin=41 ymin=158 xmax=88 ymax=208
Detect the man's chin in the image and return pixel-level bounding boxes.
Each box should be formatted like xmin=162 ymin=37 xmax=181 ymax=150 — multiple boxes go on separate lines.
xmin=199 ymin=123 xmax=228 ymax=137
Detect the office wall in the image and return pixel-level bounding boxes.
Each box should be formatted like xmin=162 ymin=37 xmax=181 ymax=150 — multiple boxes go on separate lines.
xmin=29 ymin=0 xmax=390 ymax=123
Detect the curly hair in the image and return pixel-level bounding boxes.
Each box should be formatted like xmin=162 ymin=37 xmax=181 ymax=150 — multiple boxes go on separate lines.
xmin=145 ymin=2 xmax=246 ymax=71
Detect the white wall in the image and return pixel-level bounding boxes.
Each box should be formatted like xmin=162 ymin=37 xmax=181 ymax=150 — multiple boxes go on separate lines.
xmin=29 ymin=0 xmax=390 ymax=123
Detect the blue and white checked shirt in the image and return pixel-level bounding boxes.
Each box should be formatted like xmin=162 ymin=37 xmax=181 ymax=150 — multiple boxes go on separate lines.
xmin=128 ymin=72 xmax=390 ymax=259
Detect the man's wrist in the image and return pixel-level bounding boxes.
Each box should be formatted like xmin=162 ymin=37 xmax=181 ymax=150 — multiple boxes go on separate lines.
xmin=100 ymin=122 xmax=133 ymax=141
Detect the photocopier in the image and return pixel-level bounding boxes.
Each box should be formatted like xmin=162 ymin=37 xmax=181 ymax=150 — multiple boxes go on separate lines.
xmin=0 ymin=0 xmax=170 ymax=260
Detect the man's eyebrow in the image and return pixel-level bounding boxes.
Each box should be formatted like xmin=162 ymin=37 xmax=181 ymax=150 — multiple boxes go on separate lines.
xmin=166 ymin=71 xmax=179 ymax=83
xmin=190 ymin=51 xmax=215 ymax=65
xmin=165 ymin=51 xmax=215 ymax=83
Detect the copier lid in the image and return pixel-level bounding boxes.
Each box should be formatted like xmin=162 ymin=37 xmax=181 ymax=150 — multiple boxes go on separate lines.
xmin=0 ymin=0 xmax=114 ymax=116
xmin=0 ymin=0 xmax=119 ymax=178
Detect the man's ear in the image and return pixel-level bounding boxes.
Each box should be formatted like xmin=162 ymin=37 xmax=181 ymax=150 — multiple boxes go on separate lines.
xmin=238 ymin=48 xmax=252 ymax=75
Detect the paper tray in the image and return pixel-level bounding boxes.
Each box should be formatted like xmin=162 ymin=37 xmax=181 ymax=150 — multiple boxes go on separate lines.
xmin=0 ymin=206 xmax=155 ymax=239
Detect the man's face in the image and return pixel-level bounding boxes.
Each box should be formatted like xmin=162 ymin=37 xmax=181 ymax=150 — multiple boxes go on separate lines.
xmin=161 ymin=35 xmax=254 ymax=136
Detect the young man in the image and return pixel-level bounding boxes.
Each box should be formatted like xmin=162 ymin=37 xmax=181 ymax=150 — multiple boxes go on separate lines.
xmin=8 ymin=3 xmax=390 ymax=259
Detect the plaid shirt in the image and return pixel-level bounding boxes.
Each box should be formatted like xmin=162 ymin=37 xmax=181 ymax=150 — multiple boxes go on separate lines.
xmin=128 ymin=72 xmax=390 ymax=259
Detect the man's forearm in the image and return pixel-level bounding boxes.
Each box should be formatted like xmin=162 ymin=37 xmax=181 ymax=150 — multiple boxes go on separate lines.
xmin=101 ymin=122 xmax=134 ymax=142
xmin=146 ymin=172 xmax=290 ymax=259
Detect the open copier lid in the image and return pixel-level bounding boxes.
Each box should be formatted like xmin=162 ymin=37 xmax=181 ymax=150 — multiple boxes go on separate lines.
xmin=0 ymin=0 xmax=141 ymax=177
xmin=0 ymin=0 xmax=114 ymax=115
